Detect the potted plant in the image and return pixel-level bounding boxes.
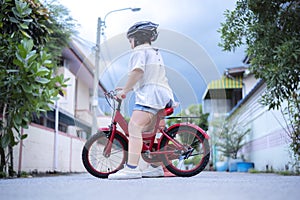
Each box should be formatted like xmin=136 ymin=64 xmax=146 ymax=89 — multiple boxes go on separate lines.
xmin=236 ymin=160 xmax=255 ymax=172
xmin=215 ymin=155 xmax=229 ymax=172
xmin=215 ymin=118 xmax=251 ymax=172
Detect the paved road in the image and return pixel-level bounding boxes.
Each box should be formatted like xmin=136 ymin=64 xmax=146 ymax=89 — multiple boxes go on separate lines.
xmin=0 ymin=172 xmax=299 ymax=200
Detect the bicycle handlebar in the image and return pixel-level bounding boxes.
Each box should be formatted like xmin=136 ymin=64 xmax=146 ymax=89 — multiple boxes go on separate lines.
xmin=105 ymin=90 xmax=126 ymax=100
xmin=104 ymin=90 xmax=123 ymax=110
xmin=104 ymin=90 xmax=116 ymax=100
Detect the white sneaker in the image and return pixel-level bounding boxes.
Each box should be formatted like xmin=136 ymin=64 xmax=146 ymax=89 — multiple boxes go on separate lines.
xmin=142 ymin=165 xmax=164 ymax=178
xmin=108 ymin=165 xmax=142 ymax=180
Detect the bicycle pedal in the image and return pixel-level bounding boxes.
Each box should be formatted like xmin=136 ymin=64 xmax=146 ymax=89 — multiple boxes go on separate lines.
xmin=143 ymin=150 xmax=152 ymax=159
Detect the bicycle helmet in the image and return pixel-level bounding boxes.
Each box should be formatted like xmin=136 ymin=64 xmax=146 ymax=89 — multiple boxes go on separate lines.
xmin=127 ymin=21 xmax=159 ymax=47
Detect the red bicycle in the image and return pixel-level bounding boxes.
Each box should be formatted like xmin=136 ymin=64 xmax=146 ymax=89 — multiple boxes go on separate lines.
xmin=82 ymin=90 xmax=210 ymax=178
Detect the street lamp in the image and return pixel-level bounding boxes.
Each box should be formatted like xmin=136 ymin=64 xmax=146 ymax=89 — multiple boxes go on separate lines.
xmin=92 ymin=7 xmax=141 ymax=135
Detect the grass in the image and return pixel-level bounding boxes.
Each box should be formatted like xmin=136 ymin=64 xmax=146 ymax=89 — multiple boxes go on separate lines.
xmin=0 ymin=170 xmax=85 ymax=179
xmin=249 ymin=169 xmax=300 ymax=176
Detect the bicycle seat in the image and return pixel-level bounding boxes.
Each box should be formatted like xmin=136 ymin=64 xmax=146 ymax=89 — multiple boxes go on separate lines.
xmin=161 ymin=99 xmax=179 ymax=116
xmin=163 ymin=107 xmax=174 ymax=116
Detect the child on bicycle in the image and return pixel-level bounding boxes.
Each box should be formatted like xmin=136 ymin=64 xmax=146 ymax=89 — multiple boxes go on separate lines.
xmin=108 ymin=21 xmax=174 ymax=180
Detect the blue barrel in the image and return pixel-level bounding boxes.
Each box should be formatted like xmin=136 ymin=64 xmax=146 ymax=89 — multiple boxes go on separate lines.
xmin=237 ymin=162 xmax=254 ymax=172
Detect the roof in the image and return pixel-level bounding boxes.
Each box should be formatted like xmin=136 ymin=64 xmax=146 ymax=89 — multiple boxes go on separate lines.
xmin=224 ymin=66 xmax=248 ymax=77
xmin=207 ymin=76 xmax=243 ymax=90
xmin=62 ymin=36 xmax=107 ymax=94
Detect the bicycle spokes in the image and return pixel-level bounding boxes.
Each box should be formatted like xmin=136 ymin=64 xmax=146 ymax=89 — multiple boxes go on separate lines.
xmin=82 ymin=131 xmax=128 ymax=178
xmin=160 ymin=125 xmax=210 ymax=177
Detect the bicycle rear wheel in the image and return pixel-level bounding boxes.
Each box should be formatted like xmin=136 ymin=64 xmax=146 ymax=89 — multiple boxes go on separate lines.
xmin=82 ymin=131 xmax=128 ymax=178
xmin=160 ymin=125 xmax=210 ymax=177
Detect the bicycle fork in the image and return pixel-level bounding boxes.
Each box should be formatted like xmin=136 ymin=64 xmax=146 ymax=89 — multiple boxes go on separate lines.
xmin=103 ymin=123 xmax=117 ymax=157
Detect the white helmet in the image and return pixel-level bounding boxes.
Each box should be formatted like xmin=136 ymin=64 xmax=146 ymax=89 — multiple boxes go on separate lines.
xmin=127 ymin=21 xmax=159 ymax=44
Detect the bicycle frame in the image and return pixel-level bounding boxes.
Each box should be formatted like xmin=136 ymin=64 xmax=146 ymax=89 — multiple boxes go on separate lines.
xmin=100 ymin=95 xmax=190 ymax=159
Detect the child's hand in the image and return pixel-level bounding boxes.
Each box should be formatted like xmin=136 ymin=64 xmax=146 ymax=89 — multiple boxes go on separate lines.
xmin=115 ymin=88 xmax=126 ymax=99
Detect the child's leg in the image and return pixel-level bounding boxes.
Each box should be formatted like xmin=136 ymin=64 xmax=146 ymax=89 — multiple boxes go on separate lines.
xmin=127 ymin=110 xmax=155 ymax=167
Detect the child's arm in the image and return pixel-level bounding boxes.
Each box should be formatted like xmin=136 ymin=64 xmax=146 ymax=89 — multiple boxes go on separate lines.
xmin=117 ymin=68 xmax=143 ymax=99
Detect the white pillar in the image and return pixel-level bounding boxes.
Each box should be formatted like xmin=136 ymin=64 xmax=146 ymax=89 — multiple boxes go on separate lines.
xmin=53 ymin=100 xmax=59 ymax=171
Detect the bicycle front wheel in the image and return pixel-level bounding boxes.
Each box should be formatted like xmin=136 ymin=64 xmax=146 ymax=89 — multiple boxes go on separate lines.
xmin=160 ymin=125 xmax=210 ymax=177
xmin=82 ymin=131 xmax=128 ymax=178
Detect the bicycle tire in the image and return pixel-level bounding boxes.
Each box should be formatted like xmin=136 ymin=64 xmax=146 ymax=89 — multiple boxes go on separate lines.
xmin=160 ymin=125 xmax=210 ymax=177
xmin=82 ymin=131 xmax=128 ymax=178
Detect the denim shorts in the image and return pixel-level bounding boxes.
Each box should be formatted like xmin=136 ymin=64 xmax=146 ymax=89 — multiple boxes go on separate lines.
xmin=133 ymin=104 xmax=160 ymax=115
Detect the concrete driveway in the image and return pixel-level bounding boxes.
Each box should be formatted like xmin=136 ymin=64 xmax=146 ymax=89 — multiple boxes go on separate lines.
xmin=0 ymin=171 xmax=299 ymax=200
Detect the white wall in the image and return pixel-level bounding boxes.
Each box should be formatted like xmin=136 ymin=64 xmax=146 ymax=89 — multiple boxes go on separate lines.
xmin=242 ymin=74 xmax=257 ymax=97
xmin=203 ymin=99 xmax=232 ymax=117
xmin=13 ymin=123 xmax=86 ymax=173
xmin=75 ymin=78 xmax=92 ymax=124
xmin=76 ymin=78 xmax=90 ymax=111
xmin=97 ymin=116 xmax=112 ymax=128
xmin=57 ymin=67 xmax=76 ymax=116
xmin=228 ymin=83 xmax=294 ymax=171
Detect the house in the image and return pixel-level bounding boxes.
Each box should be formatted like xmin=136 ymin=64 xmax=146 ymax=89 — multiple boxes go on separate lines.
xmin=226 ymin=79 xmax=292 ymax=171
xmin=202 ymin=66 xmax=247 ymax=119
xmin=12 ymin=37 xmax=107 ymax=173
xmin=203 ymin=66 xmax=294 ymax=171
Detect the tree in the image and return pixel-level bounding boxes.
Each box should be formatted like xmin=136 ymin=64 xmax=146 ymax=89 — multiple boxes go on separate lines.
xmin=282 ymin=92 xmax=300 ymax=171
xmin=0 ymin=0 xmax=76 ymax=176
xmin=214 ymin=118 xmax=250 ymax=159
xmin=218 ymin=0 xmax=299 ymax=168
xmin=40 ymin=0 xmax=78 ymax=65
xmin=167 ymin=104 xmax=209 ymax=131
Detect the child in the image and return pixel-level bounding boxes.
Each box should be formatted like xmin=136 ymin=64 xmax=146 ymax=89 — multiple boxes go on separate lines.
xmin=108 ymin=21 xmax=174 ymax=180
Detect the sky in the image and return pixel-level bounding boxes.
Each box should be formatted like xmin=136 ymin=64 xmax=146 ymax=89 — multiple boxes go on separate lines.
xmin=58 ymin=0 xmax=246 ymax=112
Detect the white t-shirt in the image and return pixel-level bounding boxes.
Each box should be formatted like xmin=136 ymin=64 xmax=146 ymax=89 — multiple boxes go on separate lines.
xmin=129 ymin=44 xmax=174 ymax=109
